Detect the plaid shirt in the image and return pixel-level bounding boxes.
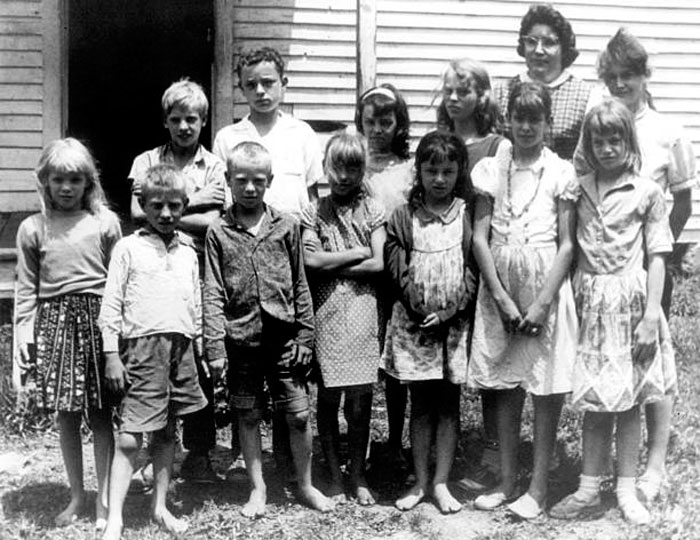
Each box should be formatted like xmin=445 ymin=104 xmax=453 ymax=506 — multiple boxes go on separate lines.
xmin=495 ymin=71 xmax=592 ymax=161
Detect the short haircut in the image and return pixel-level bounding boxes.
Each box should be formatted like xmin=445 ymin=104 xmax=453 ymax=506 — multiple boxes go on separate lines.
xmin=507 ymin=80 xmax=552 ymax=122
xmin=580 ymin=98 xmax=641 ymax=175
xmin=411 ymin=130 xmax=472 ymax=204
xmin=161 ymin=78 xmax=209 ymax=119
xmin=323 ymin=131 xmax=366 ymax=182
xmin=227 ymin=141 xmax=272 ymax=176
xmin=517 ymin=3 xmax=579 ymax=69
xmin=354 ymin=83 xmax=410 ymax=159
xmin=236 ymin=47 xmax=285 ymax=81
xmin=597 ymin=27 xmax=651 ymax=80
xmin=140 ymin=163 xmax=188 ymax=202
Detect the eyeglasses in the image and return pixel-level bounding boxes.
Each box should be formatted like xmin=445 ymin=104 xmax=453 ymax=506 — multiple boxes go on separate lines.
xmin=522 ymin=35 xmax=560 ymax=53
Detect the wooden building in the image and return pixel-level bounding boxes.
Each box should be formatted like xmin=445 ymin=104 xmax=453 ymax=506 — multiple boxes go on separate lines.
xmin=2 ymin=0 xmax=700 ymax=297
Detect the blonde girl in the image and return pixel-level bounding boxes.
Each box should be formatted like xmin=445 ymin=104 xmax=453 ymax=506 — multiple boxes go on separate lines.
xmin=383 ymin=131 xmax=477 ymax=514
xmin=468 ymin=82 xmax=578 ymax=520
xmin=301 ymin=132 xmax=386 ymax=505
xmin=14 ymin=138 xmax=122 ymax=529
xmin=437 ymin=57 xmax=510 ymax=173
xmin=550 ymin=99 xmax=675 ymax=525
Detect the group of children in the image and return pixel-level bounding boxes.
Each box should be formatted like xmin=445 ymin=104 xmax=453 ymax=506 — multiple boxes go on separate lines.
xmin=14 ymin=28 xmax=694 ymax=538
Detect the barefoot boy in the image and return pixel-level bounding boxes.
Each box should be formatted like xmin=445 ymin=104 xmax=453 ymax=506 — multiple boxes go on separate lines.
xmin=99 ymin=164 xmax=207 ymax=539
xmin=203 ymin=141 xmax=332 ymax=517
xmin=129 ymin=78 xmax=226 ymax=481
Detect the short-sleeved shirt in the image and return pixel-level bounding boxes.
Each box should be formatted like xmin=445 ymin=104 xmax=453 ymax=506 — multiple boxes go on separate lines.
xmin=576 ymin=172 xmax=673 ymax=275
xmin=128 ymin=143 xmax=227 ymax=252
xmin=472 ymin=145 xmax=579 ymax=247
xmin=574 ymin=103 xmax=697 ymax=196
xmin=212 ymin=112 xmax=323 ymax=219
xmin=494 ymin=71 xmax=592 ymax=161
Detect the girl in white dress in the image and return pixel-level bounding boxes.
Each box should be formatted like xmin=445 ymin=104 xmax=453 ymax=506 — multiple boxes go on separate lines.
xmin=469 ymin=81 xmax=578 ymax=519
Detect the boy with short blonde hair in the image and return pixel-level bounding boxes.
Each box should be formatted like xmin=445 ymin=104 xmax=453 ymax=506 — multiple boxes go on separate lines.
xmin=204 ymin=141 xmax=332 ymax=517
xmin=99 ymin=164 xmax=206 ymax=539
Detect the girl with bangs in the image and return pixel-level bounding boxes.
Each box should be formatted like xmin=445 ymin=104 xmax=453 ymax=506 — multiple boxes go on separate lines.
xmin=383 ymin=131 xmax=477 ymax=514
xmin=550 ymin=99 xmax=675 ymax=525
xmin=468 ymin=81 xmax=578 ymax=519
xmin=14 ymin=138 xmax=122 ymax=530
xmin=301 ymin=131 xmax=387 ymax=505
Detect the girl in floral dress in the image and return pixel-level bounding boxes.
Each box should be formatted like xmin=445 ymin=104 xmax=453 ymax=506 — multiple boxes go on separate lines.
xmin=468 ymin=81 xmax=578 ymax=520
xmin=301 ymin=131 xmax=386 ymax=505
xmin=383 ymin=130 xmax=477 ymax=514
xmin=550 ymin=99 xmax=674 ymax=525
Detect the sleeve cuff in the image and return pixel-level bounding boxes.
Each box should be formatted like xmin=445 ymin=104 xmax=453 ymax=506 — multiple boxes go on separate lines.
xmin=102 ymin=333 xmax=120 ymax=353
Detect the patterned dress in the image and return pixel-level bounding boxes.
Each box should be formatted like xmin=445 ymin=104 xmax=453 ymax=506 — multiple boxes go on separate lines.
xmin=301 ymin=193 xmax=385 ymax=388
xmin=572 ymin=172 xmax=675 ymax=412
xmin=383 ymin=198 xmax=475 ymax=384
xmin=468 ymin=146 xmax=578 ymax=395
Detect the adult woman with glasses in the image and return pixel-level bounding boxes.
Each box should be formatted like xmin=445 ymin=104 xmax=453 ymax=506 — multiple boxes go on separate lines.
xmin=494 ymin=3 xmax=593 ymax=161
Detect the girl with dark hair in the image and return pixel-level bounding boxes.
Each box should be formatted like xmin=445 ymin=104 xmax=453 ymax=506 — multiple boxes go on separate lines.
xmin=383 ymin=131 xmax=477 ymax=514
xmin=494 ymin=3 xmax=592 ymax=160
xmin=469 ymin=82 xmax=577 ymax=519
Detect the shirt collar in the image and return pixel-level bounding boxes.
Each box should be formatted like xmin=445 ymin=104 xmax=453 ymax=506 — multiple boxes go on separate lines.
xmin=579 ymin=171 xmax=637 ymax=202
xmin=224 ymin=203 xmax=279 ymax=231
xmin=520 ymin=69 xmax=572 ymax=89
xmin=160 ymin=143 xmax=205 ymax=166
xmin=136 ymin=227 xmax=186 ymax=249
xmin=414 ymin=196 xmax=463 ymax=225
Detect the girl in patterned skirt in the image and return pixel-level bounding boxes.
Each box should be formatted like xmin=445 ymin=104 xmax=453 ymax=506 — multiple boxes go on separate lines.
xmin=383 ymin=131 xmax=477 ymax=514
xmin=301 ymin=131 xmax=386 ymax=505
xmin=550 ymin=100 xmax=674 ymax=525
xmin=14 ymin=138 xmax=122 ymax=529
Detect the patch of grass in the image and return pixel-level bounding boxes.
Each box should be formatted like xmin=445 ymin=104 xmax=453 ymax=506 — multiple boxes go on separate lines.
xmin=2 ymin=276 xmax=700 ymax=539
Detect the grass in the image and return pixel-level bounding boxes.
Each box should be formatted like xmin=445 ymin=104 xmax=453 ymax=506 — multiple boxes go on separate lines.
xmin=1 ymin=274 xmax=700 ymax=539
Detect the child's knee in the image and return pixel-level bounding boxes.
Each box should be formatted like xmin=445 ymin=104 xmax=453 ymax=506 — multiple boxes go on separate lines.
xmin=115 ymin=432 xmax=141 ymax=456
xmin=239 ymin=408 xmax=263 ymax=428
xmin=286 ymin=409 xmax=310 ymax=431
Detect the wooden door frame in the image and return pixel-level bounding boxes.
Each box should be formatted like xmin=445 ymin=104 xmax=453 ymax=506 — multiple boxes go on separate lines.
xmin=43 ymin=0 xmax=234 ymax=144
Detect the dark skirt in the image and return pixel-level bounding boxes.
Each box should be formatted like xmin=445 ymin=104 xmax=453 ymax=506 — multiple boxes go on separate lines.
xmin=35 ymin=293 xmax=105 ymax=412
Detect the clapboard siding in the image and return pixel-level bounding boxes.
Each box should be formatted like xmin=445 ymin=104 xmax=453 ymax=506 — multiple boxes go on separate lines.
xmin=0 ymin=0 xmax=42 ymax=212
xmin=231 ymin=1 xmax=357 ymax=126
xmin=376 ymin=0 xmax=700 ymax=241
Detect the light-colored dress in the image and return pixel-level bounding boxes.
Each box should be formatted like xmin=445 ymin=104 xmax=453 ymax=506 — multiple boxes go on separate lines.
xmin=301 ymin=193 xmax=385 ymax=388
xmin=364 ymin=159 xmax=413 ymax=219
xmin=468 ymin=146 xmax=578 ymax=395
xmin=572 ymin=172 xmax=675 ymax=412
xmin=383 ymin=198 xmax=475 ymax=384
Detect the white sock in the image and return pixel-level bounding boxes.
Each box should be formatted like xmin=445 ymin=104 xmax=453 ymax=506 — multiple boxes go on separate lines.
xmin=577 ymin=475 xmax=600 ymax=500
xmin=617 ymin=476 xmax=650 ymax=524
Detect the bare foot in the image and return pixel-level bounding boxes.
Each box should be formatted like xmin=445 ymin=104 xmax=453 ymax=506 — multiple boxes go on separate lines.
xmin=433 ymin=483 xmax=461 ymax=514
xmin=152 ymin=508 xmax=188 ymax=536
xmin=297 ymin=484 xmax=335 ymax=512
xmin=350 ymin=476 xmax=376 ymax=506
xmin=55 ymin=492 xmax=85 ymax=527
xmin=240 ymin=487 xmax=267 ymax=518
xmin=95 ymin=498 xmax=108 ymax=531
xmin=101 ymin=520 xmax=122 ymax=540
xmin=395 ymin=484 xmax=426 ymax=511
xmin=326 ymin=480 xmax=347 ymax=504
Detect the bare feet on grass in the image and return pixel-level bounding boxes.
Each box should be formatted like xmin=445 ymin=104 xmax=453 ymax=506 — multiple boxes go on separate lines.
xmin=326 ymin=480 xmax=347 ymax=504
xmin=152 ymin=508 xmax=188 ymax=536
xmin=395 ymin=484 xmax=426 ymax=511
xmin=95 ymin=498 xmax=108 ymax=532
xmin=297 ymin=485 xmax=335 ymax=512
xmin=55 ymin=492 xmax=85 ymax=526
xmin=101 ymin=520 xmax=122 ymax=540
xmin=350 ymin=476 xmax=376 ymax=506
xmin=433 ymin=483 xmax=461 ymax=514
xmin=241 ymin=487 xmax=267 ymax=518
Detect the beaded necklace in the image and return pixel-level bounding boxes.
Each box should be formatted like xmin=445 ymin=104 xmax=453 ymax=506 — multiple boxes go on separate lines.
xmin=505 ymin=152 xmax=544 ymax=219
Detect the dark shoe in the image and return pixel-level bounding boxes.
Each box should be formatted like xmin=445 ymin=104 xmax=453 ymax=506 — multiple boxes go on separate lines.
xmin=549 ymin=491 xmax=603 ymax=520
xmin=180 ymin=454 xmax=221 ymax=483
xmin=455 ymin=463 xmax=499 ymax=493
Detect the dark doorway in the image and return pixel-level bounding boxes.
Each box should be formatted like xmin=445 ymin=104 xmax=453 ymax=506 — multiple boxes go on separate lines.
xmin=67 ymin=0 xmax=214 ymax=221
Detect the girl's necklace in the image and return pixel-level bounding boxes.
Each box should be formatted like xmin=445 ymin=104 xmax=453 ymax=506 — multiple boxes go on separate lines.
xmin=505 ymin=153 xmax=544 ymax=219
